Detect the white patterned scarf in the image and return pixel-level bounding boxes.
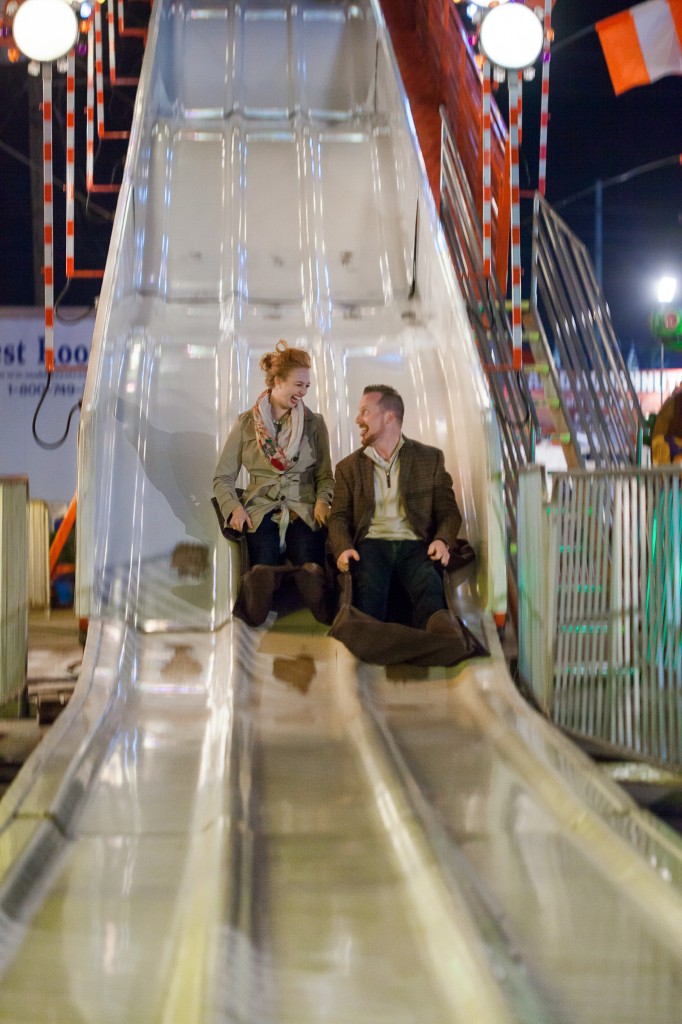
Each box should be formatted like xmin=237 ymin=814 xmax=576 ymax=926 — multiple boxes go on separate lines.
xmin=253 ymin=390 xmax=305 ymax=550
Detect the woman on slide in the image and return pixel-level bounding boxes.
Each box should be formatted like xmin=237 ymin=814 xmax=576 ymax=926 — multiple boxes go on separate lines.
xmin=213 ymin=340 xmax=333 ymax=624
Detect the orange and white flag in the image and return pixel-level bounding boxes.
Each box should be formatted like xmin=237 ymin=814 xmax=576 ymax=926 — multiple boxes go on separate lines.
xmin=596 ymin=0 xmax=682 ymax=95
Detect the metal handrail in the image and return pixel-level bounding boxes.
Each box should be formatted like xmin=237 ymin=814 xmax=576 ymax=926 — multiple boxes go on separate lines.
xmin=518 ymin=464 xmax=682 ymax=768
xmin=440 ymin=106 xmax=538 ymax=574
xmin=531 ymin=194 xmax=644 ymax=467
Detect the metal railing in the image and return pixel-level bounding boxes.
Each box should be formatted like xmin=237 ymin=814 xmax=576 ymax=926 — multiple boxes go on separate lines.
xmin=518 ymin=465 xmax=682 ymax=767
xmin=531 ymin=193 xmax=644 ymax=467
xmin=440 ymin=106 xmax=538 ymax=574
xmin=29 ymin=499 xmax=50 ymax=611
xmin=0 ymin=477 xmax=29 ymax=707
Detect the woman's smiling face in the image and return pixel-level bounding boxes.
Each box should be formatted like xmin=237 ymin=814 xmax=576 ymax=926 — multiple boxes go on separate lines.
xmin=270 ymin=367 xmax=311 ymax=415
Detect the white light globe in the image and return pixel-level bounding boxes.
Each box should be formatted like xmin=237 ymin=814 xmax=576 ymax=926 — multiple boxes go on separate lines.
xmin=479 ymin=2 xmax=544 ymax=70
xmin=656 ymin=276 xmax=677 ymax=304
xmin=12 ymin=0 xmax=78 ymax=62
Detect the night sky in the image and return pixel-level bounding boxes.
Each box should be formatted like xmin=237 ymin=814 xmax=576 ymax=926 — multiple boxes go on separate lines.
xmin=531 ymin=0 xmax=682 ymax=367
xmin=0 ymin=0 xmax=680 ymax=366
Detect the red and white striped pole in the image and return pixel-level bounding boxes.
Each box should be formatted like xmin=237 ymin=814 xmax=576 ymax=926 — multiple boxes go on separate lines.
xmin=106 ymin=0 xmax=117 ymax=83
xmin=90 ymin=5 xmax=129 ymax=159
xmin=94 ymin=4 xmax=105 ymax=137
xmin=117 ymin=0 xmax=147 ymax=42
xmin=86 ymin=18 xmax=95 ymax=190
xmin=508 ymin=69 xmax=522 ymax=371
xmin=481 ymin=58 xmax=492 ymax=278
xmin=109 ymin=3 xmax=140 ymax=88
xmin=538 ymin=0 xmax=553 ymax=196
xmin=66 ymin=49 xmax=76 ymax=279
xmin=66 ymin=46 xmax=104 ymax=279
xmin=42 ymin=62 xmax=54 ymax=373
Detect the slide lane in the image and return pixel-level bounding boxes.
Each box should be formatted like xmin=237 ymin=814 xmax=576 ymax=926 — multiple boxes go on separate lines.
xmin=1 ymin=1 xmax=682 ymax=1021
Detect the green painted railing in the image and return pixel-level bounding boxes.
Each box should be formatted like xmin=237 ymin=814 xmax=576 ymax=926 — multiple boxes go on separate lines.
xmin=518 ymin=465 xmax=682 ymax=767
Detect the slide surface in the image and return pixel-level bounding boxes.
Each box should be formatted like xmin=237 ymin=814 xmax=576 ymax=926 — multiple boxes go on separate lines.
xmin=1 ymin=2 xmax=682 ymax=1022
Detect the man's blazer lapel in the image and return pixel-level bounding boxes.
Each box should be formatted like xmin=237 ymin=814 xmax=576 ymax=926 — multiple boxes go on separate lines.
xmin=397 ymin=439 xmax=415 ymax=501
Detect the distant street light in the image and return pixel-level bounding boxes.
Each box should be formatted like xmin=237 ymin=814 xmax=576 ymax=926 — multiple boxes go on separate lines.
xmin=656 ymin=276 xmax=678 ymax=306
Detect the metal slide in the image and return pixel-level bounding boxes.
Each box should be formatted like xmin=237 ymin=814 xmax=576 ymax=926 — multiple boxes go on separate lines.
xmin=1 ymin=2 xmax=682 ymax=1021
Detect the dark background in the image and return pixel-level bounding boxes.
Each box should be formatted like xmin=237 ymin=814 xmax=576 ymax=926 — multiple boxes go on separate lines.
xmin=0 ymin=1 xmax=148 ymax=311
xmin=521 ymin=0 xmax=682 ymax=368
xmin=1 ymin=0 xmax=680 ymax=366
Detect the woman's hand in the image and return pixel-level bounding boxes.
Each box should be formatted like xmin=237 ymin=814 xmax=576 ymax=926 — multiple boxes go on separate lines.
xmin=229 ymin=506 xmax=253 ymax=532
xmin=314 ymin=499 xmax=331 ymax=526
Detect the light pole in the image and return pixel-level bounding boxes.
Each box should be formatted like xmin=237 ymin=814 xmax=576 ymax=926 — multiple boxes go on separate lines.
xmin=554 ymin=155 xmax=681 ymax=289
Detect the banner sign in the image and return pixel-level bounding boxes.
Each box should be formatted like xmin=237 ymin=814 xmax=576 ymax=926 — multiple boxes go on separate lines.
xmin=651 ymin=309 xmax=682 ymax=347
xmin=0 ymin=309 xmax=94 ymax=505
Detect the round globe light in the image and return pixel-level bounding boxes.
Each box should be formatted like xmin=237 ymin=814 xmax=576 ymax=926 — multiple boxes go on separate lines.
xmin=12 ymin=0 xmax=79 ymax=62
xmin=479 ymin=2 xmax=544 ymax=70
xmin=656 ymin=276 xmax=677 ymax=305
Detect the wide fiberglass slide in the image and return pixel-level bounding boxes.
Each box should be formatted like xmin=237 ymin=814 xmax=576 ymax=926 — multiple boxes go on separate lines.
xmin=1 ymin=1 xmax=682 ymax=1021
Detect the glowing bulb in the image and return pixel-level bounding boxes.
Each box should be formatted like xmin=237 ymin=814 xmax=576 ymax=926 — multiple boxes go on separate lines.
xmin=79 ymin=0 xmax=92 ymax=17
xmin=480 ymin=2 xmax=544 ymax=70
xmin=12 ymin=0 xmax=79 ymax=62
xmin=656 ymin=277 xmax=677 ymax=305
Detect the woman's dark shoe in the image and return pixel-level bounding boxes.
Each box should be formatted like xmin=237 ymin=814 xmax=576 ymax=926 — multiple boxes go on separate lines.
xmin=295 ymin=562 xmax=330 ymax=623
xmin=240 ymin=564 xmax=276 ymax=626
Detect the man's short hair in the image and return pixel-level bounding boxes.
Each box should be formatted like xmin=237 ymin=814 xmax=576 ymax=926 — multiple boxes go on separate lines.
xmin=363 ymin=384 xmax=404 ymax=423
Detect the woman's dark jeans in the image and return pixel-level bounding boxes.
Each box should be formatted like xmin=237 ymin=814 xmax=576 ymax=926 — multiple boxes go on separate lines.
xmin=246 ymin=511 xmax=326 ymax=567
xmin=352 ymin=539 xmax=446 ymax=629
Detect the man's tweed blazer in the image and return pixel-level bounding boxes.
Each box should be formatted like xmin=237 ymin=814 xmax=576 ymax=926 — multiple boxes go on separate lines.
xmin=328 ymin=437 xmax=462 ymax=559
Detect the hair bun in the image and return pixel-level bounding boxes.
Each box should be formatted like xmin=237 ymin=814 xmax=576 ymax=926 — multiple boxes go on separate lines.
xmin=259 ymin=338 xmax=310 ymax=387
